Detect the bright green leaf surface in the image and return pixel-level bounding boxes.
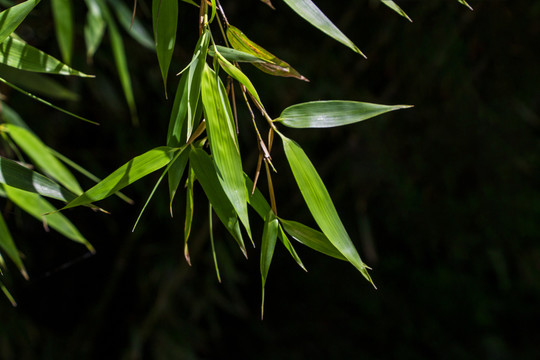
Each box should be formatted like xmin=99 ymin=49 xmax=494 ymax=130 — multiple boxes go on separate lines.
xmin=0 ymin=211 xmax=26 ymax=277
xmin=380 ymin=1 xmax=412 ymax=22
xmin=457 ymin=0 xmax=473 ymax=10
xmin=0 ymin=156 xmax=76 ymax=202
xmin=276 ymin=101 xmax=412 ymax=128
xmin=108 ymin=0 xmax=154 ymax=50
xmin=226 ymin=25 xmax=308 ymax=81
xmin=152 ymin=0 xmax=178 ymax=94
xmin=4 ymin=185 xmax=93 ymax=252
xmin=0 ymin=0 xmax=40 ymax=44
xmin=61 ymin=146 xmax=176 ymax=209
xmin=260 ymin=210 xmax=278 ymax=318
xmin=84 ymin=0 xmax=106 ymax=60
xmin=5 ymin=124 xmax=83 ymax=195
xmin=280 ymin=134 xmax=373 ymax=284
xmin=280 ymin=0 xmax=365 ymax=57
xmin=0 ymin=37 xmax=92 ymax=77
xmin=51 ymin=0 xmax=74 ymax=64
xmin=201 ymin=64 xmax=252 ymax=241
xmin=209 ymin=46 xmax=267 ymax=63
xmin=216 ymin=51 xmax=262 ymax=106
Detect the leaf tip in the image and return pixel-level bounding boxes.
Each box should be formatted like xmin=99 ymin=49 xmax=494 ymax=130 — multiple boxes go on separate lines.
xmin=21 ymin=268 xmax=29 ymax=281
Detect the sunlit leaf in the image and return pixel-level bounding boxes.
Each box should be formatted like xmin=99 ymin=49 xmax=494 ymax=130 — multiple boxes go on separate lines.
xmin=380 ymin=0 xmax=412 ymax=22
xmin=280 ymin=134 xmax=374 ymax=285
xmin=51 ymin=0 xmax=74 ymax=64
xmin=0 ymin=0 xmax=40 ymax=44
xmin=152 ymin=0 xmax=178 ymax=95
xmin=0 ymin=211 xmax=27 ymax=278
xmin=183 ymin=166 xmax=195 ymax=264
xmin=0 ymin=64 xmax=78 ymax=100
xmin=280 ymin=0 xmax=365 ymax=57
xmin=4 ymin=124 xmax=83 ymax=195
xmin=226 ymin=25 xmax=308 ymax=81
xmin=215 ymin=50 xmax=262 ymax=106
xmin=260 ymin=210 xmax=278 ymax=319
xmin=108 ymin=0 xmax=154 ymax=50
xmin=4 ymin=185 xmax=94 ymax=252
xmin=84 ymin=0 xmax=106 ymax=60
xmin=0 ymin=37 xmax=92 ymax=77
xmin=189 ymin=146 xmax=246 ymax=257
xmin=209 ymin=46 xmax=266 ymax=64
xmin=61 ymin=146 xmax=176 ymax=210
xmin=0 ymin=156 xmax=76 ymax=202
xmin=201 ymin=64 xmax=252 ymax=241
xmin=276 ymin=100 xmax=412 ymax=128
xmin=457 ymin=0 xmax=473 ymax=10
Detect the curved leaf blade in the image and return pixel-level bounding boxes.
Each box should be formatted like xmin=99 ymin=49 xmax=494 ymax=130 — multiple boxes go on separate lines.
xmin=380 ymin=1 xmax=412 ymax=22
xmin=209 ymin=46 xmax=267 ymax=64
xmin=457 ymin=0 xmax=473 ymax=10
xmin=108 ymin=0 xmax=154 ymax=50
xmin=51 ymin=0 xmax=74 ymax=64
xmin=152 ymin=0 xmax=178 ymax=94
xmin=280 ymin=0 xmax=365 ymax=57
xmin=260 ymin=210 xmax=278 ymax=319
xmin=280 ymin=134 xmax=373 ymax=284
xmin=0 ymin=211 xmax=26 ymax=278
xmin=216 ymin=50 xmax=262 ymax=106
xmin=276 ymin=101 xmax=412 ymax=128
xmin=84 ymin=0 xmax=106 ymax=60
xmin=0 ymin=0 xmax=40 ymax=44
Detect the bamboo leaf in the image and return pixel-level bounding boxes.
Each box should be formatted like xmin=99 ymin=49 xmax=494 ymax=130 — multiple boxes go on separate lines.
xmin=0 ymin=156 xmax=77 ymax=202
xmin=0 ymin=64 xmax=78 ymax=100
xmin=226 ymin=25 xmax=308 ymax=81
xmin=201 ymin=64 xmax=252 ymax=241
xmin=0 ymin=211 xmax=27 ymax=278
xmin=183 ymin=166 xmax=195 ymax=264
xmin=280 ymin=218 xmax=345 ymax=260
xmin=4 ymin=124 xmax=83 ymax=195
xmin=189 ymin=146 xmax=246 ymax=257
xmin=84 ymin=0 xmax=106 ymax=60
xmin=1 ymin=279 xmax=16 ymax=306
xmin=209 ymin=46 xmax=267 ymax=64
xmin=279 ymin=134 xmax=374 ymax=284
xmin=260 ymin=210 xmax=278 ymax=319
xmin=0 ymin=0 xmax=40 ymax=44
xmin=51 ymin=0 xmax=74 ymax=64
xmin=108 ymin=0 xmax=154 ymax=50
xmin=152 ymin=0 xmax=178 ymax=95
xmin=280 ymin=0 xmax=365 ymax=57
xmin=380 ymin=1 xmax=412 ymax=22
xmin=216 ymin=50 xmax=262 ymax=107
xmin=276 ymin=101 xmax=412 ymax=128
xmin=209 ymin=203 xmax=221 ymax=282
xmin=457 ymin=0 xmax=473 ymax=10
xmin=61 ymin=146 xmax=176 ymax=210
xmin=4 ymin=185 xmax=94 ymax=252
xmin=0 ymin=37 xmax=92 ymax=77
xmin=166 ymin=145 xmax=189 ymax=215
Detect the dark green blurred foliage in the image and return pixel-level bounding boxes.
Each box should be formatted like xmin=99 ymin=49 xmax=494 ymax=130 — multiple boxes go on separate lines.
xmin=1 ymin=1 xmax=539 ymax=359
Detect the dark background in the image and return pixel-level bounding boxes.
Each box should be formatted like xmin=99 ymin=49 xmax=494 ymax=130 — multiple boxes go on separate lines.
xmin=1 ymin=0 xmax=539 ymax=359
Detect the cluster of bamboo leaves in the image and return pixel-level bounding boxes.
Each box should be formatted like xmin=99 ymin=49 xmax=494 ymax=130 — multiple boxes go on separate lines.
xmin=0 ymin=0 xmax=471 ymax=311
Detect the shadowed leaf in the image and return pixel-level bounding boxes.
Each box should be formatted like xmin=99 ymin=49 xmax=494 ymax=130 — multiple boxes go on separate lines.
xmin=108 ymin=0 xmax=154 ymax=50
xmin=84 ymin=0 xmax=106 ymax=60
xmin=209 ymin=46 xmax=267 ymax=64
xmin=0 ymin=0 xmax=40 ymax=44
xmin=380 ymin=0 xmax=412 ymax=22
xmin=51 ymin=0 xmax=74 ymax=64
xmin=152 ymin=0 xmax=178 ymax=95
xmin=0 ymin=211 xmax=26 ymax=278
xmin=260 ymin=210 xmax=278 ymax=319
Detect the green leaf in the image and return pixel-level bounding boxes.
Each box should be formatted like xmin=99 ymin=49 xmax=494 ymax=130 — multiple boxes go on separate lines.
xmin=260 ymin=210 xmax=278 ymax=319
xmin=108 ymin=0 xmax=154 ymax=50
xmin=4 ymin=124 xmax=83 ymax=195
xmin=0 ymin=156 xmax=76 ymax=202
xmin=457 ymin=0 xmax=473 ymax=10
xmin=4 ymin=185 xmax=94 ymax=252
xmin=380 ymin=1 xmax=412 ymax=22
xmin=51 ymin=0 xmax=74 ymax=64
xmin=226 ymin=25 xmax=308 ymax=81
xmin=189 ymin=146 xmax=246 ymax=257
xmin=152 ymin=0 xmax=178 ymax=95
xmin=201 ymin=64 xmax=252 ymax=241
xmin=280 ymin=0 xmax=365 ymax=57
xmin=216 ymin=49 xmax=262 ymax=107
xmin=0 ymin=0 xmax=40 ymax=44
xmin=209 ymin=46 xmax=267 ymax=64
xmin=0 ymin=64 xmax=78 ymax=101
xmin=84 ymin=0 xmax=106 ymax=60
xmin=276 ymin=100 xmax=412 ymax=128
xmin=208 ymin=204 xmax=221 ymax=282
xmin=0 ymin=37 xmax=92 ymax=77
xmin=279 ymin=134 xmax=374 ymax=285
xmin=1 ymin=280 xmax=17 ymax=306
xmin=0 ymin=211 xmax=27 ymax=278
xmin=279 ymin=218 xmax=345 ymax=260
xmin=183 ymin=166 xmax=195 ymax=264
xmin=166 ymin=146 xmax=189 ymax=215
xmin=61 ymin=146 xmax=176 ymax=210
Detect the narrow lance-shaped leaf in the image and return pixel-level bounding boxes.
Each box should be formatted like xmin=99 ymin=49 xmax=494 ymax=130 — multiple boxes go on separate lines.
xmin=51 ymin=0 xmax=74 ymax=64
xmin=108 ymin=0 xmax=154 ymax=50
xmin=208 ymin=204 xmax=221 ymax=282
xmin=184 ymin=166 xmax=195 ymax=265
xmin=0 ymin=0 xmax=40 ymax=44
xmin=457 ymin=0 xmax=473 ymax=10
xmin=201 ymin=64 xmax=252 ymax=241
xmin=0 ymin=156 xmax=77 ymax=202
xmin=0 ymin=37 xmax=92 ymax=77
xmin=209 ymin=46 xmax=267 ymax=64
xmin=61 ymin=146 xmax=176 ymax=210
xmin=189 ymin=146 xmax=246 ymax=257
xmin=216 ymin=50 xmax=262 ymax=107
xmin=260 ymin=210 xmax=278 ymax=319
xmin=279 ymin=133 xmax=374 ymax=285
xmin=226 ymin=25 xmax=308 ymax=81
xmin=4 ymin=185 xmax=94 ymax=252
xmin=152 ymin=0 xmax=178 ymax=95
xmin=280 ymin=0 xmax=365 ymax=57
xmin=0 ymin=211 xmax=27 ymax=279
xmin=275 ymin=101 xmax=413 ymax=128
xmin=380 ymin=0 xmax=412 ymax=22
xmin=1 ymin=280 xmax=17 ymax=306
xmin=84 ymin=0 xmax=106 ymax=60
xmin=4 ymin=124 xmax=83 ymax=195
